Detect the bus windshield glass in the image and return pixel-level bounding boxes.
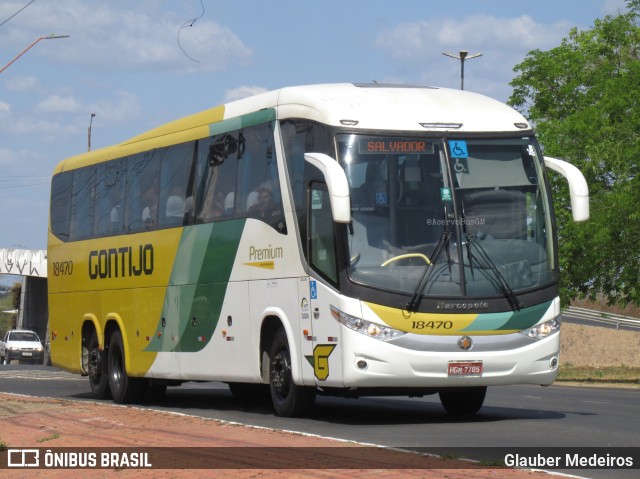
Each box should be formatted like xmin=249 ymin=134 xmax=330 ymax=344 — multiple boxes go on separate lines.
xmin=338 ymin=134 xmax=556 ymax=299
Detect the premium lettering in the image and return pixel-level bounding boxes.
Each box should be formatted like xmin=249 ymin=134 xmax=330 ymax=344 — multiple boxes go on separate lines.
xmin=249 ymin=244 xmax=283 ymax=261
xmin=88 ymin=244 xmax=154 ymax=280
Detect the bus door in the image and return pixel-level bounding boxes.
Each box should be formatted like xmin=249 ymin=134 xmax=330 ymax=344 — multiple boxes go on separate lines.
xmin=297 ymin=276 xmax=315 ymax=386
xmin=303 ymin=183 xmax=343 ymax=387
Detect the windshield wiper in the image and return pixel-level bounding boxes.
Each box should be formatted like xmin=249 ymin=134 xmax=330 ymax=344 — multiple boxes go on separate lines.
xmin=465 ymin=234 xmax=521 ymax=311
xmin=405 ymin=231 xmax=451 ymax=312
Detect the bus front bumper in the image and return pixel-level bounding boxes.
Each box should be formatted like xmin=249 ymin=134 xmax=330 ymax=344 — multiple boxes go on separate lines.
xmin=338 ymin=328 xmax=560 ymax=389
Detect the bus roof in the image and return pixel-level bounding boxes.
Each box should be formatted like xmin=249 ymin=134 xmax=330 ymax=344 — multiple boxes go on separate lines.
xmin=54 ymin=83 xmax=531 ymax=173
xmin=274 ymin=83 xmax=529 ymax=133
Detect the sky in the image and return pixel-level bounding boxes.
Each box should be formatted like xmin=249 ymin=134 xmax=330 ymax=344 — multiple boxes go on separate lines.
xmin=0 ymin=0 xmax=631 ymax=251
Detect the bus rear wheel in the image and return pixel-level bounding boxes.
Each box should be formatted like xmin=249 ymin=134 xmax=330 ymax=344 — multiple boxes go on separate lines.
xmin=439 ymin=386 xmax=487 ymax=416
xmin=268 ymin=328 xmax=315 ymax=417
xmin=107 ymin=331 xmax=144 ymax=404
xmin=87 ymin=332 xmax=110 ymax=399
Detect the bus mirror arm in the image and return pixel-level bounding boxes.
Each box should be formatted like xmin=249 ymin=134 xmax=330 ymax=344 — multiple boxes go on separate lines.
xmin=304 ymin=153 xmax=351 ymax=223
xmin=544 ymin=156 xmax=590 ymax=222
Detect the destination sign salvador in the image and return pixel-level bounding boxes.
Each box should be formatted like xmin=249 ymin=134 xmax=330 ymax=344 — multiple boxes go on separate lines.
xmin=359 ymin=139 xmax=433 ymax=154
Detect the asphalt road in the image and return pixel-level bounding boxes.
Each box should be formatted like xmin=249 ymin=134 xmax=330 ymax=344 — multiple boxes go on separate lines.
xmin=0 ymin=364 xmax=638 ymax=479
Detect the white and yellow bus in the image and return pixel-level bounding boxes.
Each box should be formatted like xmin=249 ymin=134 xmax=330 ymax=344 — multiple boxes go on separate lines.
xmin=48 ymin=83 xmax=589 ymax=416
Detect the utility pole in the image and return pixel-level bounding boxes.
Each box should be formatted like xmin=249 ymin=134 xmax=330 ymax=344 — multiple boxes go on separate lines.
xmin=88 ymin=113 xmax=96 ymax=152
xmin=442 ymin=50 xmax=483 ymax=90
xmin=0 ymin=34 xmax=70 ymax=75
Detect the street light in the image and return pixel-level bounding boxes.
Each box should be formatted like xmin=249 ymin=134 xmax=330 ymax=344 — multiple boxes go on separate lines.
xmin=88 ymin=113 xmax=96 ymax=152
xmin=0 ymin=34 xmax=70 ymax=75
xmin=442 ymin=50 xmax=483 ymax=90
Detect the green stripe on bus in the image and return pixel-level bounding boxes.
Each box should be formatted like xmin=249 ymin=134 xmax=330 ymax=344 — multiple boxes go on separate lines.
xmin=146 ymin=219 xmax=246 ymax=353
xmin=460 ymin=300 xmax=553 ymax=333
xmin=497 ymin=300 xmax=552 ymax=331
xmin=209 ymin=108 xmax=276 ymax=136
xmin=460 ymin=311 xmax=512 ymax=332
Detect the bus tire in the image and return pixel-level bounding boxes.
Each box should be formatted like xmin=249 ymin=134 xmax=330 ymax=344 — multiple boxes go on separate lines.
xmin=107 ymin=331 xmax=144 ymax=404
xmin=268 ymin=328 xmax=316 ymax=417
xmin=438 ymin=386 xmax=487 ymax=416
xmin=87 ymin=332 xmax=111 ymax=399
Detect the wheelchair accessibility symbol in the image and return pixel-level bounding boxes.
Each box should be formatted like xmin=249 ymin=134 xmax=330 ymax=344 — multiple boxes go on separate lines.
xmin=375 ymin=192 xmax=388 ymax=205
xmin=449 ymin=140 xmax=468 ymax=158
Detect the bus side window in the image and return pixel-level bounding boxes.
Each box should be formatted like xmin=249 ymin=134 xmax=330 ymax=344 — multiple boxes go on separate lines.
xmin=94 ymin=159 xmax=125 ymax=237
xmin=309 ymin=183 xmax=338 ymax=284
xmin=195 ymin=135 xmax=238 ymax=223
xmin=50 ymin=172 xmax=72 ymax=241
xmin=281 ymin=119 xmax=334 ymax=253
xmin=69 ymin=167 xmax=96 ymax=241
xmin=158 ymin=142 xmax=196 ymax=228
xmin=237 ymin=123 xmax=284 ymax=231
xmin=125 ymin=153 xmax=160 ymax=233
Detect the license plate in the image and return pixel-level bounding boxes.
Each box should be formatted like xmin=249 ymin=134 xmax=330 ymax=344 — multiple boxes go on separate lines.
xmin=22 ymin=352 xmax=33 ymax=357
xmin=448 ymin=361 xmax=482 ymax=376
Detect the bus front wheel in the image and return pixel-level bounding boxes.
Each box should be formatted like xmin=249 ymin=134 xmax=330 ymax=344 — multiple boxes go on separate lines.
xmin=439 ymin=386 xmax=487 ymax=416
xmin=87 ymin=332 xmax=110 ymax=399
xmin=107 ymin=331 xmax=144 ymax=404
xmin=268 ymin=328 xmax=315 ymax=417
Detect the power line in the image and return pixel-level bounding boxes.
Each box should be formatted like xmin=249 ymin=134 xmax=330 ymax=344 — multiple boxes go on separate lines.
xmin=177 ymin=0 xmax=205 ymax=63
xmin=0 ymin=176 xmax=49 ymax=189
xmin=0 ymin=0 xmax=37 ymax=28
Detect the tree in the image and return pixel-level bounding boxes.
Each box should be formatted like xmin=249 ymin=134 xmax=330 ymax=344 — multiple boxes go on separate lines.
xmin=10 ymin=282 xmax=21 ymax=311
xmin=509 ymin=2 xmax=640 ymax=306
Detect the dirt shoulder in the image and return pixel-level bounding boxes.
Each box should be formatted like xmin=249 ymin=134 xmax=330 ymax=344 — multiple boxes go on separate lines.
xmin=0 ymin=392 xmax=553 ymax=479
xmin=560 ymin=322 xmax=640 ymax=368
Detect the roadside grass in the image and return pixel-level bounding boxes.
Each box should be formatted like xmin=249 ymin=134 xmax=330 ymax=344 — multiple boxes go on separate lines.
xmin=37 ymin=434 xmax=60 ymax=443
xmin=0 ymin=293 xmax=16 ymax=337
xmin=558 ymin=365 xmax=640 ymax=384
xmin=562 ymin=300 xmax=640 ymax=384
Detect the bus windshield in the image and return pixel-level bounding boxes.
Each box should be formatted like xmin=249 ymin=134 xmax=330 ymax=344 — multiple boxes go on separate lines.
xmin=338 ymin=134 xmax=556 ymax=300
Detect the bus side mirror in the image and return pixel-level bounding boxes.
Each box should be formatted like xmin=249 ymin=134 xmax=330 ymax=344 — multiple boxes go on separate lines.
xmin=304 ymin=153 xmax=351 ymax=223
xmin=544 ymin=156 xmax=590 ymax=222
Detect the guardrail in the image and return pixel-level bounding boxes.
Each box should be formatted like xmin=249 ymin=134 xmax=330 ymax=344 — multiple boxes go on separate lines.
xmin=564 ymin=306 xmax=640 ymax=330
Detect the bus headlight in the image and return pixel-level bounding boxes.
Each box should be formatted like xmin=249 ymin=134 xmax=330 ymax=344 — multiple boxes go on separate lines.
xmin=520 ymin=317 xmax=560 ymax=340
xmin=330 ymin=305 xmax=406 ymax=341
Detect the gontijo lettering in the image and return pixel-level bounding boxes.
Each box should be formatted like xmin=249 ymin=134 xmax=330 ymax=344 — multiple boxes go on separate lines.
xmin=88 ymin=244 xmax=154 ymax=279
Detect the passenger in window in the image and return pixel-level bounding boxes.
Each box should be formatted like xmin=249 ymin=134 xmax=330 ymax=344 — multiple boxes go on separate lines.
xmin=109 ymin=186 xmax=123 ymax=233
xmin=224 ymin=192 xmax=235 ymax=215
xmin=141 ymin=188 xmax=158 ymax=229
xmin=199 ymin=190 xmax=226 ymax=221
xmin=110 ymin=204 xmax=121 ymax=228
xmin=165 ymin=184 xmax=186 ymax=218
xmin=353 ymin=161 xmax=386 ymax=206
xmin=248 ymin=187 xmax=274 ymax=219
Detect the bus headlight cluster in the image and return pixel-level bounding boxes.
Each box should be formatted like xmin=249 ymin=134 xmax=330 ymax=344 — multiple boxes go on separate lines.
xmin=330 ymin=305 xmax=406 ymax=341
xmin=520 ymin=317 xmax=560 ymax=340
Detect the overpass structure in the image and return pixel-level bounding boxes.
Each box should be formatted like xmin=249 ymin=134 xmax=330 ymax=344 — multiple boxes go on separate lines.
xmin=0 ymin=248 xmax=48 ymax=343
